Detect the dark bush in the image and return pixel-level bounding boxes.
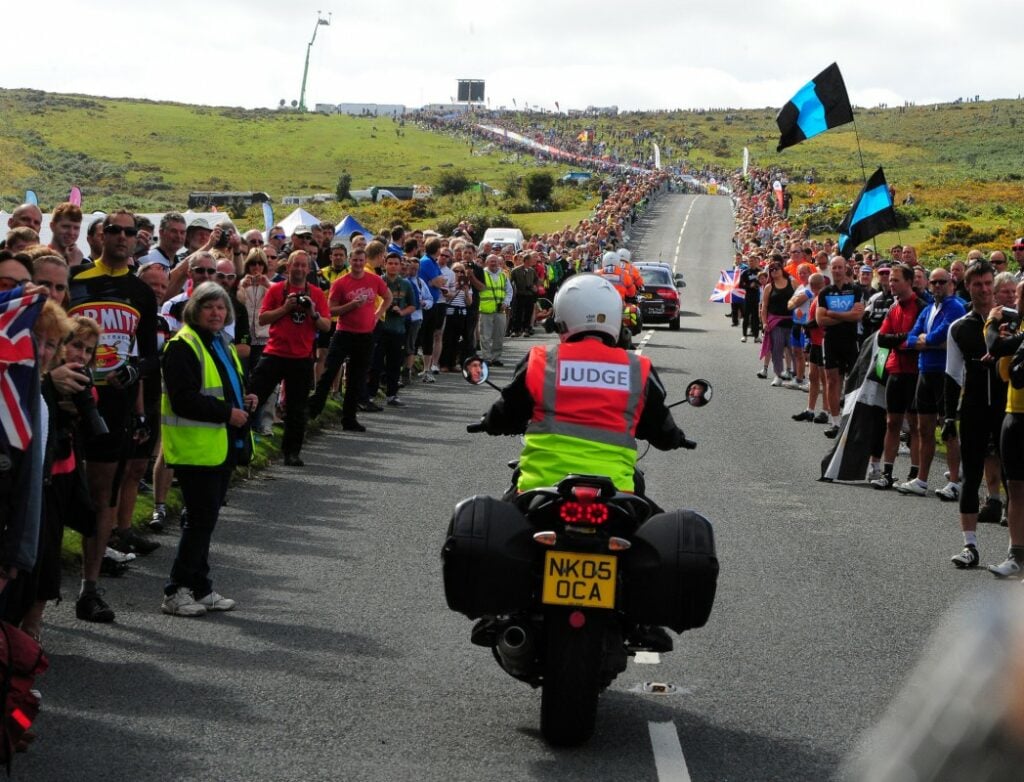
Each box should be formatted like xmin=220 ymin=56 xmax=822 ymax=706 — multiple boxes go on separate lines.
xmin=436 ymin=170 xmax=471 ymax=196
xmin=525 ymin=172 xmax=554 ymax=203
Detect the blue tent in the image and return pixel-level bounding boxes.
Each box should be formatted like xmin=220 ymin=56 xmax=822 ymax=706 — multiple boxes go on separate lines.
xmin=334 ymin=215 xmax=375 ymax=245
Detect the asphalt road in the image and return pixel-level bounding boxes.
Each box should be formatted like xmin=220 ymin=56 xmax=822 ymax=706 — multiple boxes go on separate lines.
xmin=24 ymin=193 xmax=1015 ymax=782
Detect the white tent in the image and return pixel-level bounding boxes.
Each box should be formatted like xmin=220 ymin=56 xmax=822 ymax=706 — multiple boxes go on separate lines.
xmin=1 ymin=209 xmax=233 ymax=257
xmin=275 ymin=207 xmax=322 ymax=237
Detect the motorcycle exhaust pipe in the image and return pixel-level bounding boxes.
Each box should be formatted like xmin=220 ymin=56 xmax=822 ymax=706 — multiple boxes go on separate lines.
xmin=496 ymin=625 xmax=535 ymax=677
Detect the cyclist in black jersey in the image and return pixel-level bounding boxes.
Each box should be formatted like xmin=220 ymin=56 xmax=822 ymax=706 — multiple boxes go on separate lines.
xmin=66 ymin=210 xmax=158 ymax=623
xmin=945 ymin=262 xmax=1004 ymax=569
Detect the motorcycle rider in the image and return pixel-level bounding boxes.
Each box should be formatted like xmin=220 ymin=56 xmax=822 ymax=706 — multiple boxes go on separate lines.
xmin=474 ymin=274 xmax=695 ymax=650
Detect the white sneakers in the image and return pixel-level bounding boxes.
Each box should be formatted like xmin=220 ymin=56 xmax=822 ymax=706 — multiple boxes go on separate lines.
xmin=935 ymin=481 xmax=961 ymax=502
xmin=162 ymin=587 xmax=206 ymax=617
xmin=895 ymin=478 xmax=928 ymax=496
xmin=770 ymin=376 xmax=783 ymax=387
xmin=162 ymin=588 xmax=236 ymax=617
xmin=987 ymin=555 xmax=1022 ymax=578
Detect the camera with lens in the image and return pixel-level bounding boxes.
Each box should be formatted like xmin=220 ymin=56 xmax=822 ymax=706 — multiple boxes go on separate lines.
xmin=70 ymin=369 xmax=109 ymax=437
xmin=215 ymin=227 xmax=231 ymax=249
xmin=1000 ymin=308 xmax=1020 ymax=333
xmin=295 ymin=294 xmax=313 ymax=310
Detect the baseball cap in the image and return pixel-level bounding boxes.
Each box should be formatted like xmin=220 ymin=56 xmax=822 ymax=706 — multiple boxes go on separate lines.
xmin=293 ymin=225 xmax=313 ymax=237
xmin=860 ymin=265 xmax=873 ymax=274
xmin=187 ymin=217 xmax=211 ymax=231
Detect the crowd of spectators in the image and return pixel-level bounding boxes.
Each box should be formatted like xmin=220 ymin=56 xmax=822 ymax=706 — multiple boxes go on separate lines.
xmin=0 ymin=168 xmax=668 ymax=750
xmin=729 ymin=166 xmax=1024 ymax=583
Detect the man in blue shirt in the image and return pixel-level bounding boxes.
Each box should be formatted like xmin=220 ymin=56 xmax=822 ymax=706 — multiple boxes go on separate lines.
xmin=897 ymin=269 xmax=967 ymax=496
xmin=417 ymin=237 xmax=446 ymax=383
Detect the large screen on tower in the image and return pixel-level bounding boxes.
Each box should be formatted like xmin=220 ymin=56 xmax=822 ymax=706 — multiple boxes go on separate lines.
xmin=457 ymin=80 xmax=485 ymax=103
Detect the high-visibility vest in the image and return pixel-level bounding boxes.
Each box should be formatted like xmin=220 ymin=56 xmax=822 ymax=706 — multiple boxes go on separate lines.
xmin=518 ymin=341 xmax=650 ymax=492
xmin=160 ymin=325 xmax=248 ymax=468
xmin=479 ymin=270 xmax=508 ymax=314
xmin=595 ymin=264 xmax=635 ymax=299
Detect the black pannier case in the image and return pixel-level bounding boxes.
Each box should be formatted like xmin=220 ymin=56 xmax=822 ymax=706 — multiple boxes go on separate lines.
xmin=442 ymin=496 xmax=536 ymax=619
xmin=622 ymin=510 xmax=718 ymax=633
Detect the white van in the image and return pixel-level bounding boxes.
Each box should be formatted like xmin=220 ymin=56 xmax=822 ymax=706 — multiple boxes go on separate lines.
xmin=481 ymin=227 xmax=525 ymax=252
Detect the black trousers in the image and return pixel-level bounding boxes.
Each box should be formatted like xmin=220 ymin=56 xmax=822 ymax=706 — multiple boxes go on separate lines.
xmin=248 ymin=353 xmax=313 ymax=457
xmin=310 ymin=330 xmax=373 ymax=421
xmin=510 ymin=293 xmax=535 ymax=334
xmin=367 ymin=329 xmax=405 ymax=399
xmin=742 ymin=302 xmax=761 ymax=339
xmin=166 ymin=466 xmax=232 ymax=599
xmin=440 ymin=308 xmax=470 ymax=368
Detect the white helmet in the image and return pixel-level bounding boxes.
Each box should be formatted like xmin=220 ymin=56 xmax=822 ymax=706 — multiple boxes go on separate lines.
xmin=601 ymin=251 xmax=620 ymax=268
xmin=617 ymin=248 xmax=632 ymax=262
xmin=552 ymin=273 xmax=622 ymax=344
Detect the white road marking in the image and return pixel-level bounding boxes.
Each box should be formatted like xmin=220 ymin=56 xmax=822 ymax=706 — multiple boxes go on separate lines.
xmin=649 ymin=721 xmax=693 ymax=782
xmin=634 ymin=329 xmax=655 ymax=355
xmin=633 ymin=651 xmax=661 ymax=664
xmin=673 ymin=199 xmax=699 ymax=273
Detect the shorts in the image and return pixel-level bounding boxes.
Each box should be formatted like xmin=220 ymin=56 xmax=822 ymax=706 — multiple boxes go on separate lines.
xmin=405 ymin=319 xmax=422 ymax=356
xmin=913 ymin=372 xmax=945 ymax=415
xmin=1000 ymin=413 xmax=1024 ymax=480
xmin=808 ymin=344 xmax=824 ymax=366
xmin=885 ymin=374 xmax=918 ymax=415
xmin=823 ymin=336 xmax=858 ymax=374
xmin=317 ymin=321 xmax=336 ymax=350
xmin=789 ymin=323 xmax=808 ymax=349
xmin=419 ymin=305 xmax=446 ymax=351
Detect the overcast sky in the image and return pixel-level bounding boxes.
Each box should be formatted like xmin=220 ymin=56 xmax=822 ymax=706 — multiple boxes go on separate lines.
xmin=3 ymin=1 xmax=1020 ymax=112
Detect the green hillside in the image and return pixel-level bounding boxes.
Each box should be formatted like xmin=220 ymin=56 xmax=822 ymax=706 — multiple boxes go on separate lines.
xmin=0 ymin=89 xmax=567 ymax=211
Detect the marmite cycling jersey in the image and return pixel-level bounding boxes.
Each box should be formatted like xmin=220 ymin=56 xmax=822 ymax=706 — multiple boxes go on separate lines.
xmin=68 ymin=259 xmax=159 ymax=386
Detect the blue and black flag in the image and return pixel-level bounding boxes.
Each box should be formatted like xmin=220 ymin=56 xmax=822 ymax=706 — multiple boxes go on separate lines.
xmin=776 ymin=63 xmax=854 ymax=152
xmin=837 ymin=167 xmax=898 ymax=258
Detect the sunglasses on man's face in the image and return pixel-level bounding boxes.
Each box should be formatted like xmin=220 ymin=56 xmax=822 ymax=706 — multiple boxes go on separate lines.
xmin=216 ymin=272 xmax=237 ymax=281
xmin=192 ymin=267 xmax=217 ymax=276
xmin=104 ymin=225 xmax=139 ymax=237
xmin=271 ymin=234 xmax=286 ymax=241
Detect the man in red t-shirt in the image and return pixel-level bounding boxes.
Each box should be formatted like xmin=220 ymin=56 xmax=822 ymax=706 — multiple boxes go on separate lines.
xmin=308 ymin=249 xmax=392 ymax=431
xmin=248 ymin=251 xmax=331 ymax=466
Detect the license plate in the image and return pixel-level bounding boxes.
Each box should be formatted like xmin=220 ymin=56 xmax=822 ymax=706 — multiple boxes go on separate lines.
xmin=645 ymin=303 xmax=664 ymax=314
xmin=542 ymin=551 xmax=617 ymax=609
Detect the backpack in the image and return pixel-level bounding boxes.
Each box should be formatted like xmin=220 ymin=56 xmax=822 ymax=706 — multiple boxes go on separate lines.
xmin=0 ymin=622 xmax=48 ymax=768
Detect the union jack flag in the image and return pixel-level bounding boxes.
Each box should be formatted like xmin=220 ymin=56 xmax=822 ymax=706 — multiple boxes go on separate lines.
xmin=0 ymin=290 xmax=44 ymax=450
xmin=709 ymin=268 xmax=745 ymax=304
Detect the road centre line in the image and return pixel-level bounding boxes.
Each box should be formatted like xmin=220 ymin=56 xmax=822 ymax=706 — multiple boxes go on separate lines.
xmin=633 ymin=651 xmax=661 ymax=664
xmin=648 ymin=721 xmax=693 ymax=782
xmin=673 ymin=199 xmax=698 ymax=272
xmin=634 ymin=330 xmax=654 ymax=355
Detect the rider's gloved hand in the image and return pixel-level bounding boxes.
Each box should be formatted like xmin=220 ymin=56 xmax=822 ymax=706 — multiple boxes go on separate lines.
xmin=672 ymin=429 xmax=697 ymax=450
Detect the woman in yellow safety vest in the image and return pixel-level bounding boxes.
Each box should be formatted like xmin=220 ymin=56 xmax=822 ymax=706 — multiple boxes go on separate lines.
xmin=159 ymin=282 xmax=257 ymax=617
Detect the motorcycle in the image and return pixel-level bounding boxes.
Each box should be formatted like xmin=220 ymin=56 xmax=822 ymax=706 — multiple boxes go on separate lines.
xmin=442 ymin=360 xmax=719 ymax=746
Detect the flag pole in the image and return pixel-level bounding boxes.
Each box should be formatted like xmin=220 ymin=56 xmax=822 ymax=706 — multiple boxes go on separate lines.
xmin=850 ymin=116 xmax=878 ymax=257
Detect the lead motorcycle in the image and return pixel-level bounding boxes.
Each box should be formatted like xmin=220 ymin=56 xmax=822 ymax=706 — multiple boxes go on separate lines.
xmin=442 ymin=360 xmax=719 ymax=746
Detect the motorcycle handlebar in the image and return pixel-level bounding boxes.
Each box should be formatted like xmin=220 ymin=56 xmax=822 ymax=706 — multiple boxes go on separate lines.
xmin=679 ymin=438 xmax=697 ymax=450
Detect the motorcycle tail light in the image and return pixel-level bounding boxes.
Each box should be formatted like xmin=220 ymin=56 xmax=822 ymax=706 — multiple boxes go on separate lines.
xmin=571 ymin=485 xmax=602 ymax=502
xmin=559 ymin=501 xmax=609 ymax=526
xmin=608 ymin=537 xmax=631 ymax=551
xmin=533 ymin=531 xmax=557 ymax=546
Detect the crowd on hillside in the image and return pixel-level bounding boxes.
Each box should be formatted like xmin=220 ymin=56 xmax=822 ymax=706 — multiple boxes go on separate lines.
xmin=729 ymin=166 xmax=1024 ymax=584
xmin=0 ymin=169 xmax=670 ymax=751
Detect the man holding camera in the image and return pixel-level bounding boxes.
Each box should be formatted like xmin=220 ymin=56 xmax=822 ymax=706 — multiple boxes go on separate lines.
xmin=247 ymin=251 xmax=331 ymax=466
xmin=308 ymin=245 xmax=392 ymax=432
xmin=67 ymin=209 xmax=159 ymax=622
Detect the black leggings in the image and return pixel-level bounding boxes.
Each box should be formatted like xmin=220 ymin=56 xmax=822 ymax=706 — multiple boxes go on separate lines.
xmin=742 ymin=302 xmax=761 ymax=339
xmin=959 ymin=408 xmax=1004 ymax=514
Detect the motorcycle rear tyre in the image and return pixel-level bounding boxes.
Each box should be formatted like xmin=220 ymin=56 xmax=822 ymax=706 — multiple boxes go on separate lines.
xmin=540 ymin=608 xmax=603 ymax=747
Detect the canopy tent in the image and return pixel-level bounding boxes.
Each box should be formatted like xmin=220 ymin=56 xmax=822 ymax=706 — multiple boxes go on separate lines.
xmin=1 ymin=209 xmax=232 ymax=257
xmin=334 ymin=215 xmax=374 ymax=246
xmin=275 ymin=207 xmax=321 ymax=237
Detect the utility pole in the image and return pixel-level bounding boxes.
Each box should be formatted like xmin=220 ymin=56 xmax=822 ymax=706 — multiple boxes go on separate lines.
xmin=298 ymin=10 xmax=331 ymax=112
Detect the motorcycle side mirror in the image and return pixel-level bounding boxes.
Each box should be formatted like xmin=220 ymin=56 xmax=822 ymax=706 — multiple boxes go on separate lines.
xmin=685 ymin=379 xmax=713 ymax=407
xmin=462 ymin=356 xmax=501 ymax=390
